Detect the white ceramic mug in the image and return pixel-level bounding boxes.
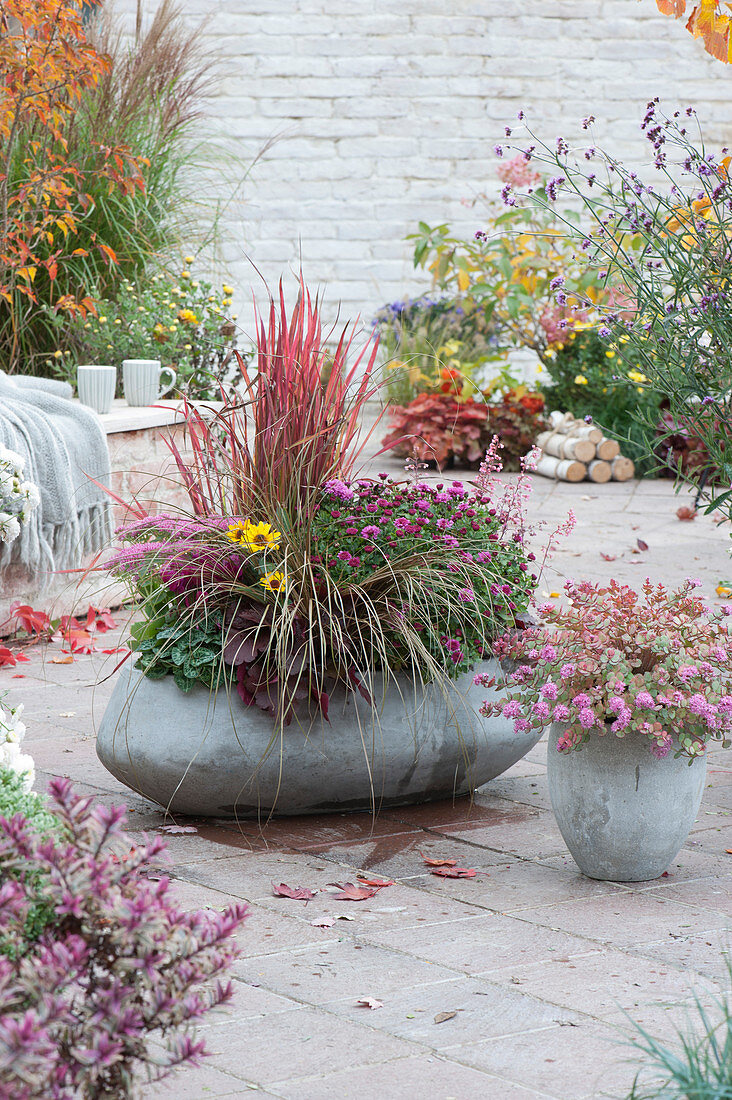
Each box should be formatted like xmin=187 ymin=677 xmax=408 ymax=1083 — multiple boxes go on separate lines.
xmin=122 ymin=359 xmax=177 ymax=407
xmin=77 ymin=364 xmax=117 ymax=415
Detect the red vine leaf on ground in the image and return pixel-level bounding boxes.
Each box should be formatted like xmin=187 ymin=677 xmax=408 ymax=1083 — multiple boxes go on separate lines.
xmin=421 ymin=854 xmax=457 ymax=867
xmin=9 ymin=603 xmax=52 ymax=635
xmin=637 ymin=538 xmax=649 ymax=552
xmin=272 ymin=883 xmax=315 ymax=901
xmin=600 ymin=552 xmax=617 ymax=561
xmin=430 ymin=866 xmax=478 ymax=879
xmin=676 ymin=506 xmax=696 ymax=521
xmin=0 ymin=647 xmax=29 ymax=667
xmin=356 ymin=875 xmax=394 ymax=887
xmin=331 ymin=883 xmax=378 ymax=901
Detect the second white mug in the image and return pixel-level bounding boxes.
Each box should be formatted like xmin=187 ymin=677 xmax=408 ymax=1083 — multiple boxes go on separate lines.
xmin=122 ymin=359 xmax=177 ymax=407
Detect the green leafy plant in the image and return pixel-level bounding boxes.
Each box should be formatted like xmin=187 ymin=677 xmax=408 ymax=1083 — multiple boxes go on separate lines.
xmin=408 ymin=154 xmax=610 ymax=366
xmin=3 ymin=0 xmax=226 ymax=376
xmin=373 ymin=294 xmax=506 ymax=405
xmin=538 ymin=326 xmax=661 ymax=472
xmin=60 ymin=265 xmax=241 ymax=399
xmin=501 ymin=103 xmax=732 ymax=518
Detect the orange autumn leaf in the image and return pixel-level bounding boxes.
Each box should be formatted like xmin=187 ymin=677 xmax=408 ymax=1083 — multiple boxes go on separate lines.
xmin=655 ymin=0 xmax=732 ymax=62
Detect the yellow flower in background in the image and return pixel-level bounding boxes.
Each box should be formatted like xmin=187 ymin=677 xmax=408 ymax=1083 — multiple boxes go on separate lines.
xmin=574 ymin=374 xmax=588 ymax=385
xmin=627 ymin=369 xmax=648 ymax=384
xmin=222 ymin=284 xmax=235 ymax=296
xmin=53 ymin=349 xmax=63 ymax=358
xmin=99 ymin=315 xmax=107 ymax=323
xmin=180 ymin=270 xmax=190 ymax=280
xmin=716 ymin=584 xmax=732 ymax=598
xmin=184 ymin=255 xmax=194 ymax=265
xmin=605 ymin=350 xmax=615 ymax=359
xmin=178 ymin=309 xmax=198 ymax=324
xmin=544 ymin=349 xmax=556 ymax=360
xmin=260 ymin=570 xmax=286 ymax=593
xmin=226 ymin=519 xmax=281 ymax=553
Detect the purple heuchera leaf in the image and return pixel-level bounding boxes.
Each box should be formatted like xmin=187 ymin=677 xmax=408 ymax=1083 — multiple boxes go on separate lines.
xmin=0 ymin=776 xmax=247 ymax=1099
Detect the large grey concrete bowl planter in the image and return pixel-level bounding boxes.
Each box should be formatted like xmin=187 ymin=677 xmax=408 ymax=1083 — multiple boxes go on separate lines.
xmin=96 ymin=659 xmax=541 ymax=818
xmin=546 ymin=723 xmax=707 ymax=882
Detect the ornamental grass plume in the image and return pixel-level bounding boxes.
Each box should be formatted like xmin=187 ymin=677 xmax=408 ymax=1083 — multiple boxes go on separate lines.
xmin=478 ymin=578 xmax=732 ymax=759
xmin=0 ymin=778 xmax=247 ymax=1100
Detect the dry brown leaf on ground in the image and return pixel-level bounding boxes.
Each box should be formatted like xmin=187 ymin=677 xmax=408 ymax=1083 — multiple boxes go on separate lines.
xmin=676 ymin=506 xmax=696 ymax=521
xmin=434 ymin=1011 xmax=458 ymax=1024
xmin=421 ymin=854 xmax=457 ymax=867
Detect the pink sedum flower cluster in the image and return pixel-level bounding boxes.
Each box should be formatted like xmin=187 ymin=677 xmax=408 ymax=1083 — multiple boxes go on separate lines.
xmin=477 ymin=578 xmax=732 ymax=759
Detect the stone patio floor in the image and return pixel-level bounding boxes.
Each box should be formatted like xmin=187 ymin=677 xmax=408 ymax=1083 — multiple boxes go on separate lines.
xmin=4 ymin=472 xmax=732 ymax=1099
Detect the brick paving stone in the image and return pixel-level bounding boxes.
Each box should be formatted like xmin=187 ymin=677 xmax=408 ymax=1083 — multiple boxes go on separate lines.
xmin=478 ymin=945 xmax=719 ymax=1018
xmin=317 ymin=974 xmax=578 ymax=1046
xmin=193 ymin=1008 xmax=416 ymax=1086
xmin=505 ymin=891 xmax=731 ymax=950
xmin=232 ymin=939 xmax=464 ymax=1005
xmin=271 ymin=1055 xmax=555 ymax=1100
xmin=141 ymin=1063 xmax=261 ymax=1098
xmin=362 ymin=913 xmax=601 ymax=976
xmin=628 ymin=926 xmax=732 ymax=984
xmin=413 ymin=857 xmax=625 ymax=914
xmin=642 ymin=875 xmax=732 ymax=918
xmin=445 ymin=1020 xmax=640 ymax=1100
xmin=242 ymin=879 xmax=488 ymax=933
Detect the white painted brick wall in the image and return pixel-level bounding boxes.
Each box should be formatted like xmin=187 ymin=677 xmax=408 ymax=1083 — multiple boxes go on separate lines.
xmin=108 ymin=0 xmax=731 ymax=338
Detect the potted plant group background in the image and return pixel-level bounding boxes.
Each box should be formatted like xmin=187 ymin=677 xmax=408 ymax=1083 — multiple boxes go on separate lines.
xmin=480 ymin=578 xmax=732 ymax=881
xmin=96 ymin=280 xmax=556 ymax=819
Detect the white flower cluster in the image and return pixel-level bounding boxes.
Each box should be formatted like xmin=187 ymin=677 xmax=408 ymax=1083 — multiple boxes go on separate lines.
xmin=0 ymin=444 xmax=40 ymax=544
xmin=0 ymin=698 xmax=34 ymax=792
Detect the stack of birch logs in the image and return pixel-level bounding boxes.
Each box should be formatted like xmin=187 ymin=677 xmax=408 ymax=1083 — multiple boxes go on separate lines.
xmin=534 ymin=411 xmax=635 ymax=484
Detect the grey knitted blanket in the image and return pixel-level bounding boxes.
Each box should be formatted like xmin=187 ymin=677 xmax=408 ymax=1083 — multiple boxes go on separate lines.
xmin=0 ymin=373 xmax=114 ymax=584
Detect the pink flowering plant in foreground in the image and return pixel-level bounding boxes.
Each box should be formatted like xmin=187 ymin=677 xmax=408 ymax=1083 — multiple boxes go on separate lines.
xmin=0 ymin=778 xmax=247 ymax=1099
xmin=478 ymin=578 xmax=732 ymax=759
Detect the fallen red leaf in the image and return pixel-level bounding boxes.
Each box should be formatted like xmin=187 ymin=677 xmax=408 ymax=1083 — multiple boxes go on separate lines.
xmin=637 ymin=538 xmax=649 ymax=552
xmin=600 ymin=552 xmax=616 ymax=562
xmin=356 ymin=875 xmax=394 ymax=888
xmin=676 ymin=506 xmax=696 ymax=522
xmin=430 ymin=866 xmax=478 ymax=879
xmin=0 ymin=647 xmax=28 ymax=667
xmin=10 ymin=602 xmax=51 ymax=635
xmin=421 ymin=855 xmax=457 ymax=867
xmin=332 ymin=883 xmax=377 ymax=901
xmin=272 ymin=882 xmax=315 ymax=901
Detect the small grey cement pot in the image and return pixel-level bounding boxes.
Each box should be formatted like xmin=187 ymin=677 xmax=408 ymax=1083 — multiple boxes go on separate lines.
xmin=96 ymin=659 xmax=541 ymax=818
xmin=546 ymin=723 xmax=707 ymax=882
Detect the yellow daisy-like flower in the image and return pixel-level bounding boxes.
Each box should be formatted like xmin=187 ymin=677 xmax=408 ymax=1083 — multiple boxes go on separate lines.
xmin=260 ymin=570 xmax=286 ymax=593
xmin=222 ymin=284 xmax=234 ymax=296
xmin=627 ymin=369 xmax=648 ymax=384
xmin=178 ymin=309 xmax=198 ymax=324
xmin=184 ymin=255 xmax=194 ymax=265
xmin=226 ymin=519 xmax=281 ymax=553
xmin=574 ymin=374 xmax=589 ymax=385
xmin=605 ymin=350 xmax=615 ymax=359
xmin=180 ymin=270 xmax=190 ymax=280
